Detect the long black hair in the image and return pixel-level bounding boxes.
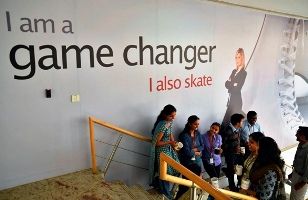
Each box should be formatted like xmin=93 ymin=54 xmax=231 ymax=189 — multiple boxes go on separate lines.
xmin=151 ymin=104 xmax=176 ymax=135
xmin=181 ymin=115 xmax=200 ymax=135
xmin=253 ymin=136 xmax=285 ymax=170
xmin=249 ymin=132 xmax=264 ymax=143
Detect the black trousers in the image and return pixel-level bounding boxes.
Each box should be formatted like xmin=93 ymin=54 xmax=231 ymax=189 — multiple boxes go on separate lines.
xmin=203 ymin=161 xmax=221 ymax=178
xmin=174 ymin=163 xmax=201 ymax=200
xmin=224 ymin=153 xmax=243 ymax=191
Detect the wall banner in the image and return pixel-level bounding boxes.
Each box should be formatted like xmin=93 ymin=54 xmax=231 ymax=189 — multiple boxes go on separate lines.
xmin=0 ymin=0 xmax=307 ymax=189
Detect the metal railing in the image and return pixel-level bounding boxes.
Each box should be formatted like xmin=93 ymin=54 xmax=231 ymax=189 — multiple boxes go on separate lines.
xmin=89 ymin=116 xmax=151 ymax=176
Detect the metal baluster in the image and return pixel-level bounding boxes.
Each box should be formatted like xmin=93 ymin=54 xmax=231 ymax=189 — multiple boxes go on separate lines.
xmin=101 ymin=135 xmax=123 ymax=179
xmin=190 ymin=183 xmax=197 ymax=200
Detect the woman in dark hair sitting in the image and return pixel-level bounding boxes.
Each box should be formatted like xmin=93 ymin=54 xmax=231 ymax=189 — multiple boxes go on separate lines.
xmin=249 ymin=137 xmax=285 ymax=200
xmin=149 ymin=104 xmax=180 ymax=199
xmin=202 ymin=122 xmax=223 ymax=179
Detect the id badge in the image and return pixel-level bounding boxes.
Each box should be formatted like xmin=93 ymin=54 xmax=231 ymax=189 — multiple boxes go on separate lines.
xmin=210 ymin=158 xmax=214 ymax=164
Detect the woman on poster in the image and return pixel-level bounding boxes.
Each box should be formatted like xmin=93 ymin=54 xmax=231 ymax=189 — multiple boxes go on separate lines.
xmin=222 ymin=48 xmax=247 ymax=126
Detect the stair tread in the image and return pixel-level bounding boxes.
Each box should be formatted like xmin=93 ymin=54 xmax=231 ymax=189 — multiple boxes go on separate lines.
xmin=146 ymin=188 xmax=167 ymax=200
xmin=127 ymin=185 xmax=152 ymax=200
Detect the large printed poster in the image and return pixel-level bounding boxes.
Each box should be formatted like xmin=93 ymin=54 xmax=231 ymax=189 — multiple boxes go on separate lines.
xmin=0 ymin=0 xmax=307 ymax=189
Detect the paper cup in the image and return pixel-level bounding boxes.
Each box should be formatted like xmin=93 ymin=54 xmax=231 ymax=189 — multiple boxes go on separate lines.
xmin=235 ymin=165 xmax=243 ymax=176
xmin=241 ymin=179 xmax=250 ymax=190
xmin=211 ymin=177 xmax=219 ymax=188
xmin=174 ymin=142 xmax=183 ymax=151
xmin=240 ymin=147 xmax=245 ymax=154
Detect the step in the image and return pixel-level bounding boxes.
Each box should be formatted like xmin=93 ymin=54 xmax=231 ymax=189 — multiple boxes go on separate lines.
xmin=146 ymin=188 xmax=167 ymax=200
xmin=100 ymin=180 xmax=135 ymax=200
xmin=127 ymin=185 xmax=154 ymax=200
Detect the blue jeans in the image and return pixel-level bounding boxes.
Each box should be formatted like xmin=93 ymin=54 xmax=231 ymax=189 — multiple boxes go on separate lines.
xmin=159 ymin=179 xmax=172 ymax=199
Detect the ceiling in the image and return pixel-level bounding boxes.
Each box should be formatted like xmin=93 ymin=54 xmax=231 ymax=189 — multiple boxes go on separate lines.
xmin=204 ymin=0 xmax=308 ymax=19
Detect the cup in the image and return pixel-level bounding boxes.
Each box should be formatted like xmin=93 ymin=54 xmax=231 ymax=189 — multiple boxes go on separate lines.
xmin=214 ymin=148 xmax=220 ymax=154
xmin=240 ymin=147 xmax=245 ymax=154
xmin=211 ymin=177 xmax=219 ymax=188
xmin=235 ymin=165 xmax=243 ymax=176
xmin=174 ymin=142 xmax=183 ymax=151
xmin=241 ymin=179 xmax=250 ymax=190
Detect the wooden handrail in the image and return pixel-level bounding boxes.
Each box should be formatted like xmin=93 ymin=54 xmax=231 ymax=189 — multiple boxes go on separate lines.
xmin=159 ymin=153 xmax=257 ymax=200
xmin=89 ymin=117 xmax=151 ymax=142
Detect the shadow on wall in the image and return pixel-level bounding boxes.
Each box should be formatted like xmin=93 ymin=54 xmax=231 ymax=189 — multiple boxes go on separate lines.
xmin=295 ymin=73 xmax=308 ymax=124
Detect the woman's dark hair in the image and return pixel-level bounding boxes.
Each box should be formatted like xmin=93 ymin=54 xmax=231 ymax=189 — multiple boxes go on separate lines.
xmin=249 ymin=132 xmax=265 ymax=143
xmin=151 ymin=104 xmax=176 ymax=135
xmin=254 ymin=137 xmax=285 ymax=169
xmin=181 ymin=115 xmax=200 ymax=134
xmin=211 ymin=122 xmax=221 ymax=130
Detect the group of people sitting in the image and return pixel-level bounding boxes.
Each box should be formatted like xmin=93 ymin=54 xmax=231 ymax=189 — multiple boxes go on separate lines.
xmin=149 ymin=104 xmax=308 ymax=200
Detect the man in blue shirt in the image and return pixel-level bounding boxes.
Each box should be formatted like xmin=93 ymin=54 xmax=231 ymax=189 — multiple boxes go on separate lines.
xmin=240 ymin=111 xmax=261 ymax=143
xmin=289 ymin=126 xmax=308 ymax=200
xmin=239 ymin=111 xmax=261 ymax=158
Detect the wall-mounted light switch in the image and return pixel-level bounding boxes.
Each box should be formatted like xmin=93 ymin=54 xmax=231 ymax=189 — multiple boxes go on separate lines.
xmin=76 ymin=94 xmax=80 ymax=102
xmin=71 ymin=94 xmax=80 ymax=103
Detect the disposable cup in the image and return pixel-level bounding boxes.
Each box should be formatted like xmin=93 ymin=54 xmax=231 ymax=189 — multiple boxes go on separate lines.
xmin=235 ymin=165 xmax=243 ymax=176
xmin=241 ymin=179 xmax=250 ymax=190
xmin=211 ymin=177 xmax=219 ymax=188
xmin=240 ymin=147 xmax=245 ymax=154
xmin=174 ymin=142 xmax=183 ymax=151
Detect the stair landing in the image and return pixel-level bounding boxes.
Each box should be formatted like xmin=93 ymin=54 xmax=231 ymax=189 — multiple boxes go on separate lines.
xmin=0 ymin=169 xmax=164 ymax=200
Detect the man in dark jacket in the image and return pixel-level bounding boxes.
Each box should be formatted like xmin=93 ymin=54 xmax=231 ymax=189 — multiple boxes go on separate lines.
xmin=289 ymin=126 xmax=308 ymax=200
xmin=221 ymin=113 xmax=244 ymax=192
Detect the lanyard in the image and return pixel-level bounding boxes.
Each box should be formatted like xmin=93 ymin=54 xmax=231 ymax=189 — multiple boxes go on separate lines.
xmin=208 ymin=134 xmax=215 ymax=157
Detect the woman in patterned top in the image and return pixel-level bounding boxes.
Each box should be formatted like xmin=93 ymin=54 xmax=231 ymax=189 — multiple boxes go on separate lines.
xmin=239 ymin=132 xmax=264 ymax=194
xmin=149 ymin=104 xmax=180 ymax=199
xmin=249 ymin=137 xmax=285 ymax=200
